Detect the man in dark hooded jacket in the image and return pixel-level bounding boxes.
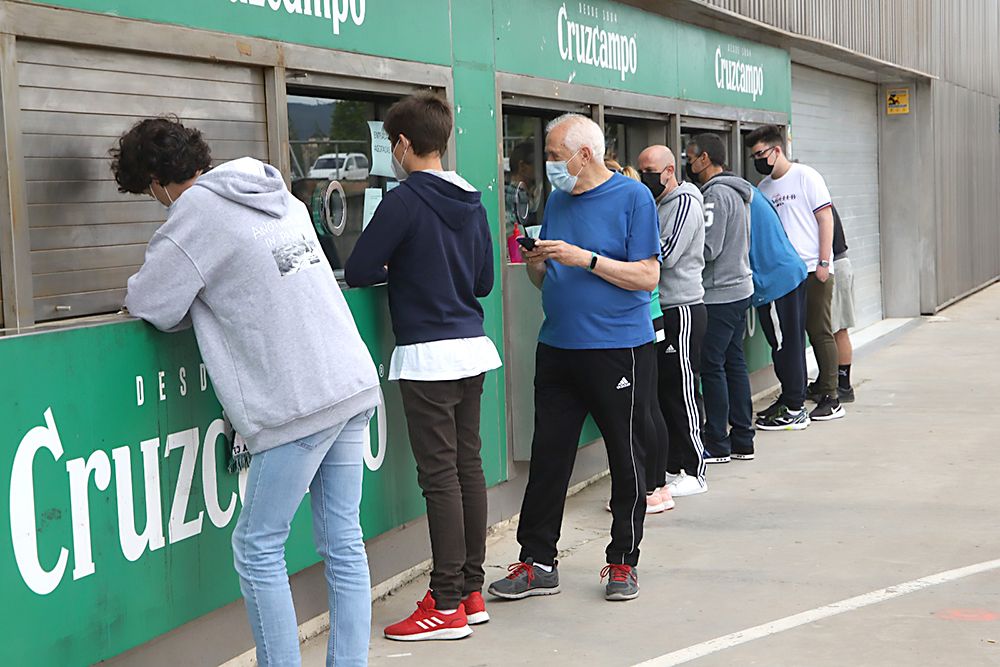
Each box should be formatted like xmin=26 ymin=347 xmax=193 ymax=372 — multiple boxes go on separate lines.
xmin=346 ymin=92 xmax=499 ymax=641
xmin=685 ymin=133 xmax=756 ymax=468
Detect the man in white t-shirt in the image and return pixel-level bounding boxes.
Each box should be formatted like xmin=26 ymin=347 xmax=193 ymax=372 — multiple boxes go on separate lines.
xmin=747 ymin=125 xmax=845 ymax=422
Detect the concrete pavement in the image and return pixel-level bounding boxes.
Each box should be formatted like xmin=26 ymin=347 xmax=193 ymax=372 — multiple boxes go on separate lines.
xmin=303 ymin=286 xmax=1000 ymax=666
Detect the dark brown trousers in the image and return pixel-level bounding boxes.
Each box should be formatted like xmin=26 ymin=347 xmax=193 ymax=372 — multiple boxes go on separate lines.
xmin=399 ymin=374 xmax=488 ymax=610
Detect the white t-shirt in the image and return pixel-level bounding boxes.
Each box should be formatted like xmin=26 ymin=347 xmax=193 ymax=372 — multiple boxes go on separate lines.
xmin=389 ymin=169 xmax=503 ymax=382
xmin=758 ymin=163 xmax=833 ymax=273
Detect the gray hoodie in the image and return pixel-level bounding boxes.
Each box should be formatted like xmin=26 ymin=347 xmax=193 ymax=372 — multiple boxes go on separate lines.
xmin=657 ymin=181 xmax=706 ymax=308
xmin=700 ymin=173 xmax=754 ymax=305
xmin=125 ymin=157 xmax=380 ymax=454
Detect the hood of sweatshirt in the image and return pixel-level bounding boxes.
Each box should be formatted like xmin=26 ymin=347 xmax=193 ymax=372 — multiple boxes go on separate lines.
xmin=662 ymin=179 xmax=704 ymax=205
xmin=402 ymin=171 xmax=484 ymax=231
xmin=701 ymin=172 xmax=753 ymax=203
xmin=194 ymin=157 xmax=290 ymax=219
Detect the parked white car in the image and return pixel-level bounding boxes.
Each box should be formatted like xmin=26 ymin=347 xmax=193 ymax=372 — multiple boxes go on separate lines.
xmin=307 ymin=152 xmax=370 ymax=181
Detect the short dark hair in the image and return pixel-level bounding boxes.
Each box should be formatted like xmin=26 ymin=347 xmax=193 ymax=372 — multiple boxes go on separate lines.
xmin=744 ymin=124 xmax=786 ymax=151
xmin=509 ymin=141 xmax=534 ymax=174
xmin=383 ymin=91 xmax=452 ymax=157
xmin=689 ymin=133 xmax=727 ymax=168
xmin=110 ymin=117 xmax=211 ymax=193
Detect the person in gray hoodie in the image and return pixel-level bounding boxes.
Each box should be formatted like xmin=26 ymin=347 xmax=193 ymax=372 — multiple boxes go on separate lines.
xmin=686 ymin=133 xmax=756 ymax=465
xmin=112 ymin=118 xmax=380 ymax=667
xmin=637 ymin=145 xmax=709 ymax=500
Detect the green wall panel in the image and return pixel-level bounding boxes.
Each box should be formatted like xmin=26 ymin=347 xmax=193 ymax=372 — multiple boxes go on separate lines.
xmin=27 ymin=0 xmax=453 ymax=65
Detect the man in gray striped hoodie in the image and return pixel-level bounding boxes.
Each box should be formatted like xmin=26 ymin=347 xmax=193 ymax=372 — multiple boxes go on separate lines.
xmin=638 ymin=145 xmax=709 ymax=499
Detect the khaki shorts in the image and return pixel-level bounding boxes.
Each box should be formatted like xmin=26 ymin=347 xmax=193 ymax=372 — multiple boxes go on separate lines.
xmin=831 ymin=257 xmax=856 ymax=331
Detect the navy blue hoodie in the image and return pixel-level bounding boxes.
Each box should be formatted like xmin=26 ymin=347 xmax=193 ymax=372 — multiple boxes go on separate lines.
xmin=344 ymin=171 xmax=494 ymax=346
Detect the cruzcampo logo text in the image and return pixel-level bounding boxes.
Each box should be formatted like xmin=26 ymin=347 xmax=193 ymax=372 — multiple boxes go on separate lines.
xmin=229 ymin=0 xmax=366 ymax=35
xmin=9 ymin=366 xmax=387 ymax=596
xmin=557 ymin=2 xmax=637 ymax=82
xmin=715 ymin=44 xmax=765 ymax=102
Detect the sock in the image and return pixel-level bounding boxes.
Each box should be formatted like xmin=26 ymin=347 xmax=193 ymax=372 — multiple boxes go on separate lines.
xmin=438 ymin=608 xmax=458 ymax=615
xmin=534 ymin=562 xmax=553 ymax=572
xmin=838 ymin=364 xmax=852 ymax=390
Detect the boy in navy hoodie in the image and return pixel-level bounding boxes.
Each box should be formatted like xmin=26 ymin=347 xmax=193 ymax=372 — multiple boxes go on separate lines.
xmin=345 ymin=92 xmax=499 ymax=641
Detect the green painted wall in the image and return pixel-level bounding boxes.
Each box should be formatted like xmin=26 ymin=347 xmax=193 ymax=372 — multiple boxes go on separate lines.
xmin=26 ymin=0 xmax=454 ymax=65
xmin=494 ymin=0 xmax=790 ymax=112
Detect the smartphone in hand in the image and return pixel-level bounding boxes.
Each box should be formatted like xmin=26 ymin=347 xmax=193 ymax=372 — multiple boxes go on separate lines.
xmin=516 ymin=236 xmax=537 ymax=252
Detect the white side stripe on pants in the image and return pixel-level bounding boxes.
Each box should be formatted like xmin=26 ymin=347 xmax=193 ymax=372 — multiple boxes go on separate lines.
xmin=769 ymin=303 xmax=784 ymax=351
xmin=678 ymin=306 xmax=707 ymax=480
xmin=626 ymin=347 xmax=640 ymax=562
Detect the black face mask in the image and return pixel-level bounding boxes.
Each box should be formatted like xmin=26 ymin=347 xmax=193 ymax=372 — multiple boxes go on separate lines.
xmin=685 ymin=161 xmax=700 ymax=183
xmin=754 ymin=157 xmax=775 ymax=176
xmin=640 ymin=171 xmax=666 ymax=199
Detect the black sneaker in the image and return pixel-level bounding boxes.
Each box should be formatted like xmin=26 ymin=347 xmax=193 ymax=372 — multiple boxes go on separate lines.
xmin=806 ymin=381 xmax=824 ymax=403
xmin=756 ymin=399 xmax=783 ymax=419
xmin=703 ymin=452 xmax=731 ymax=464
xmin=488 ymin=559 xmax=560 ymax=599
xmin=731 ymin=449 xmax=755 ymax=460
xmin=601 ymin=564 xmax=639 ymax=601
xmin=810 ymin=395 xmax=846 ymax=421
xmin=838 ymin=386 xmax=856 ymax=403
xmin=755 ymin=404 xmax=810 ymax=431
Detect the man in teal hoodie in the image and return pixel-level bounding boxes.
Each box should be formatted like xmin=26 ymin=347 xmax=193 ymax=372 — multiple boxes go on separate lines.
xmin=114 ymin=118 xmax=379 ymax=667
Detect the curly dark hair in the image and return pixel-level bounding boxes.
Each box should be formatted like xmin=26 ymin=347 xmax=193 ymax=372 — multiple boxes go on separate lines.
xmin=110 ymin=116 xmax=212 ymax=193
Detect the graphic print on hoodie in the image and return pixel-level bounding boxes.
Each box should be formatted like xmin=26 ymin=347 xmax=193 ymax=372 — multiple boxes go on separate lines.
xmin=699 ymin=173 xmax=754 ymax=305
xmin=125 ymin=157 xmax=380 ymax=454
xmin=344 ymin=170 xmax=494 ymax=346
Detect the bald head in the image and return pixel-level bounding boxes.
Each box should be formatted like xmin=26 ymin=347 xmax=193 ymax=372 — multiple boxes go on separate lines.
xmin=637 ymin=145 xmax=675 ymax=172
xmin=637 ymin=145 xmax=679 ymax=200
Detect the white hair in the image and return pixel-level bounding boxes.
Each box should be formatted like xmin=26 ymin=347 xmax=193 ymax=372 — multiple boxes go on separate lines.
xmin=546 ymin=113 xmax=605 ymax=159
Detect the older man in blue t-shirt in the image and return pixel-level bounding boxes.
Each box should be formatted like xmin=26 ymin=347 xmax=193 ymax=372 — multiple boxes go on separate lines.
xmin=488 ymin=114 xmax=661 ymax=603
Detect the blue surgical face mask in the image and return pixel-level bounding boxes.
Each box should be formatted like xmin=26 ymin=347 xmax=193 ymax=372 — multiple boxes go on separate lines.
xmin=546 ymin=149 xmax=583 ymax=193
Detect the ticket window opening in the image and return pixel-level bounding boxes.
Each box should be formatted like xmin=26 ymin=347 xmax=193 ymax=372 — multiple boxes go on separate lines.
xmin=287 ymin=91 xmax=400 ymax=283
xmin=604 ymin=116 xmax=668 ymax=173
xmin=502 ymin=112 xmax=555 ymax=263
xmin=740 ymin=129 xmax=767 ymax=186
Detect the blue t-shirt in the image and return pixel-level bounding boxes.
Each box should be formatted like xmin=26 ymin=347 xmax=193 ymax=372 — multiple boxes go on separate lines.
xmin=539 ymin=173 xmax=661 ymax=350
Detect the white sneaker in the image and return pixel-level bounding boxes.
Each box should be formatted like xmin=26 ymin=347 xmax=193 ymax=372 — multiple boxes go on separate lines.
xmin=664 ymin=472 xmax=681 ymax=486
xmin=667 ymin=474 xmax=708 ymax=497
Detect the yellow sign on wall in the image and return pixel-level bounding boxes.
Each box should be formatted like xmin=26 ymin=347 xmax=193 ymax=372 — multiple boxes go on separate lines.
xmin=887 ymin=88 xmax=910 ymax=115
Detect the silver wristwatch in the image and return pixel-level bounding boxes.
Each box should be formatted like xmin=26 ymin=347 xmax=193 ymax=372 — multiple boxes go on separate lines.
xmin=817 ymin=260 xmax=830 ymax=268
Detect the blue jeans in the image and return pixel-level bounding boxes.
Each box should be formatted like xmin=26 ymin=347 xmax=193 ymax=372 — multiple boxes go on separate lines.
xmin=702 ymin=299 xmax=755 ymax=456
xmin=232 ymin=411 xmax=373 ymax=667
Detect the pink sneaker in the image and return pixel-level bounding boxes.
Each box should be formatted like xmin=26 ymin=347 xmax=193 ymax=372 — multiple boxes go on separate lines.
xmin=658 ymin=486 xmax=676 ymax=511
xmin=645 ymin=488 xmax=676 ymax=514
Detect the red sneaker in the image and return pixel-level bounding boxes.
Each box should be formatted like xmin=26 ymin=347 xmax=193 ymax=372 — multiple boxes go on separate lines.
xmin=384 ymin=591 xmax=473 ymax=641
xmin=461 ymin=591 xmax=490 ymax=625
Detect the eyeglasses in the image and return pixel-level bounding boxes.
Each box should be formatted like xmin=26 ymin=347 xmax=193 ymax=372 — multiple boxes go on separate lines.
xmin=750 ymin=146 xmax=778 ymax=160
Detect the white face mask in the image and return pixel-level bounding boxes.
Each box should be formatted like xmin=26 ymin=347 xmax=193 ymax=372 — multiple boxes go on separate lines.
xmin=150 ymin=182 xmax=174 ymax=208
xmin=391 ymin=139 xmax=410 ymax=181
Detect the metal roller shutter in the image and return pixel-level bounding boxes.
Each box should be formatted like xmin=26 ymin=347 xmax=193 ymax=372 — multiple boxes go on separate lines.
xmin=790 ymin=64 xmax=883 ymax=327
xmin=18 ymin=41 xmax=269 ymax=322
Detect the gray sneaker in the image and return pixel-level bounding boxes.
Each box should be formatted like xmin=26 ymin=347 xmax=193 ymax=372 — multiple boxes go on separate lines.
xmin=487 ymin=559 xmax=560 ymax=599
xmin=602 ymin=564 xmax=639 ymax=601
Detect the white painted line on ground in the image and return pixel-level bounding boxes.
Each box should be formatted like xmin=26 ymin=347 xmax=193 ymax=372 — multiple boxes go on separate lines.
xmin=633 ymin=557 xmax=1000 ymax=667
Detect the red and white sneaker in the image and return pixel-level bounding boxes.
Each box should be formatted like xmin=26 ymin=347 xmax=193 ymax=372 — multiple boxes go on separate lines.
xmin=462 ymin=591 xmax=490 ymax=625
xmin=384 ymin=591 xmax=473 ymax=641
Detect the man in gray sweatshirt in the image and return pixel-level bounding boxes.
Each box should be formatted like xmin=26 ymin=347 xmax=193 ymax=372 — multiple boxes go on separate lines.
xmin=686 ymin=133 xmax=756 ymax=465
xmin=113 ymin=118 xmax=379 ymax=666
xmin=637 ymin=145 xmax=709 ymax=499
